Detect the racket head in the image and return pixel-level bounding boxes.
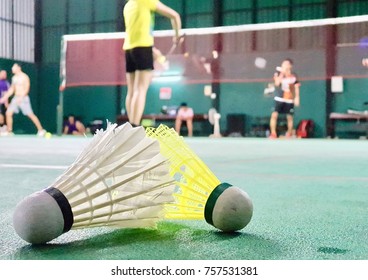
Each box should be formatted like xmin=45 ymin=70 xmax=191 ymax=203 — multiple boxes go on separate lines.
xmin=165 ymin=34 xmax=185 ymax=56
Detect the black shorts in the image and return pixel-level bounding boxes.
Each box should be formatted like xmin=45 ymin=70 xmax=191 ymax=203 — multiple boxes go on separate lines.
xmin=274 ymin=100 xmax=294 ymax=115
xmin=125 ymin=46 xmax=154 ymax=73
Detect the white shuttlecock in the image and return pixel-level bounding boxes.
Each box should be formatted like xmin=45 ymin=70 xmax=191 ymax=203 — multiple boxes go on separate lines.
xmin=13 ymin=123 xmax=176 ymax=244
xmin=146 ymin=125 xmax=253 ymax=232
xmin=254 ymin=57 xmax=267 ymax=69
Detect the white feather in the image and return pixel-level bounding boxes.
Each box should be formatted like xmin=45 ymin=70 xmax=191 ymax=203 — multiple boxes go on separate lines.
xmin=50 ymin=123 xmax=176 ymax=229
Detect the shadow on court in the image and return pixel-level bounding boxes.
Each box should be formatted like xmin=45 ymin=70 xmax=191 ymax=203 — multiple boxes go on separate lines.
xmin=11 ymin=222 xmax=281 ymax=260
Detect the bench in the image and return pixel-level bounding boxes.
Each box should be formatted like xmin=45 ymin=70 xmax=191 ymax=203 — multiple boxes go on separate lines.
xmin=329 ymin=112 xmax=368 ymax=138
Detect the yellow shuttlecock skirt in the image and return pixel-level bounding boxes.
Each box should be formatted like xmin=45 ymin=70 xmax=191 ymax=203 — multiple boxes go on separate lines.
xmin=146 ymin=125 xmax=221 ymax=220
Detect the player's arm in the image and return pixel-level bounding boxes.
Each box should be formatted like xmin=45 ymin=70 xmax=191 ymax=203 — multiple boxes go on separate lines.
xmin=152 ymin=47 xmax=163 ymax=61
xmin=155 ymin=1 xmax=182 ymax=42
xmin=294 ymin=83 xmax=300 ymax=107
xmin=24 ymin=75 xmax=31 ymax=95
xmin=273 ymin=70 xmax=283 ymax=87
xmin=0 ymin=84 xmax=15 ymax=103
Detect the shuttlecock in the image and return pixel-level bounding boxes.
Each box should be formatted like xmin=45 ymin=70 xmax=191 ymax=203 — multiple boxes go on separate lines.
xmin=13 ymin=123 xmax=176 ymax=244
xmin=254 ymin=57 xmax=267 ymax=69
xmin=146 ymin=125 xmax=253 ymax=232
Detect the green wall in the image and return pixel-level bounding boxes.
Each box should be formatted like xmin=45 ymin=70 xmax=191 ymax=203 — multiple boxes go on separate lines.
xmin=146 ymin=82 xmax=212 ymax=115
xmin=38 ymin=64 xmax=63 ymax=133
xmin=63 ymin=86 xmax=118 ymax=128
xmin=333 ymin=78 xmax=368 ymax=112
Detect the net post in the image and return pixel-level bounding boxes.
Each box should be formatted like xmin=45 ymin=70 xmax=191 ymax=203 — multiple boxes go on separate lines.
xmin=325 ymin=0 xmax=338 ymax=138
xmin=57 ymin=37 xmax=67 ymax=136
xmin=56 ymin=91 xmax=64 ymax=136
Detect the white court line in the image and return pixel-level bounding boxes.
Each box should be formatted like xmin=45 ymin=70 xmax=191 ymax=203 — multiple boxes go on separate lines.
xmin=0 ymin=164 xmax=68 ymax=170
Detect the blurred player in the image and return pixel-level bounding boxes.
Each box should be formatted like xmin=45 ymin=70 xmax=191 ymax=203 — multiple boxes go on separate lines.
xmin=269 ymin=59 xmax=300 ymax=138
xmin=0 ymin=70 xmax=10 ymax=132
xmin=123 ymin=0 xmax=181 ymax=127
xmin=175 ymin=102 xmax=194 ymax=137
xmin=0 ymin=63 xmax=46 ymax=136
xmin=63 ymin=114 xmax=86 ymax=135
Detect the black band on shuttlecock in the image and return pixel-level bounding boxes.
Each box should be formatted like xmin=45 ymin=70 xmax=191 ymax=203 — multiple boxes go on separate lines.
xmin=44 ymin=187 xmax=74 ymax=233
xmin=204 ymin=183 xmax=232 ymax=226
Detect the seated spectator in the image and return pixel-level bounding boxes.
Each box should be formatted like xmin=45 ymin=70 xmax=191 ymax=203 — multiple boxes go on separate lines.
xmin=63 ymin=115 xmax=86 ymax=135
xmin=175 ymin=102 xmax=194 ymax=137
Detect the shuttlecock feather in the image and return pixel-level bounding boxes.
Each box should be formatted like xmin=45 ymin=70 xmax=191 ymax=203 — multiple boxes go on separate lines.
xmin=146 ymin=124 xmax=253 ymax=232
xmin=13 ymin=123 xmax=176 ymax=244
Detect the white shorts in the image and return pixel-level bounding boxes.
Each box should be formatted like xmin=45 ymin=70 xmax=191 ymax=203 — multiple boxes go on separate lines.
xmin=8 ymin=96 xmax=34 ymax=116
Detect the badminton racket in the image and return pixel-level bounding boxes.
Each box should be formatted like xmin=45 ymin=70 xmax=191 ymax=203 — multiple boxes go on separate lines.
xmin=154 ymin=34 xmax=185 ymax=70
xmin=165 ymin=34 xmax=185 ymax=57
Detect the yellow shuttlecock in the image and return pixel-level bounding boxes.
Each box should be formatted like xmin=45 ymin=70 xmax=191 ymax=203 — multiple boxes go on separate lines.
xmin=13 ymin=123 xmax=176 ymax=244
xmin=157 ymin=55 xmax=167 ymax=64
xmin=146 ymin=124 xmax=253 ymax=232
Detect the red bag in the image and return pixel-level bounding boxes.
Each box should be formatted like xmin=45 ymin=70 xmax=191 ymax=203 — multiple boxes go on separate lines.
xmin=296 ymin=120 xmax=314 ymax=138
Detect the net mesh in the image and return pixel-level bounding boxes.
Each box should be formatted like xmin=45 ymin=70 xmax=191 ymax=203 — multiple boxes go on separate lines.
xmin=61 ymin=15 xmax=368 ymax=88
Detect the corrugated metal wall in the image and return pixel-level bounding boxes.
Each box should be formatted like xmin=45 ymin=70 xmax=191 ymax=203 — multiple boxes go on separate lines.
xmin=0 ymin=0 xmax=35 ymax=62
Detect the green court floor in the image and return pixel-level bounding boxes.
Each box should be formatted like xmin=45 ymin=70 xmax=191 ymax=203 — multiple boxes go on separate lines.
xmin=0 ymin=135 xmax=367 ymax=260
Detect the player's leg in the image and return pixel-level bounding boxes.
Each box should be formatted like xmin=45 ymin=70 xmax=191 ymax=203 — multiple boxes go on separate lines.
xmin=125 ymin=72 xmax=135 ymax=123
xmin=20 ymin=96 xmax=45 ymax=135
xmin=27 ymin=113 xmax=44 ymax=131
xmin=270 ymin=100 xmax=283 ymax=138
xmin=0 ymin=104 xmax=5 ymax=125
xmin=130 ymin=70 xmax=152 ymax=126
xmin=175 ymin=118 xmax=182 ymax=135
xmin=4 ymin=97 xmax=20 ymax=133
xmin=269 ymin=111 xmax=279 ymax=138
xmin=0 ymin=113 xmax=4 ymax=126
xmin=125 ymin=47 xmax=153 ymax=126
xmin=0 ymin=110 xmax=6 ymax=133
xmin=285 ymin=103 xmax=295 ymax=137
xmin=125 ymin=48 xmax=136 ymax=124
xmin=128 ymin=47 xmax=154 ymax=126
xmin=5 ymin=108 xmax=14 ymax=132
xmin=286 ymin=114 xmax=294 ymax=136
xmin=186 ymin=119 xmax=193 ymax=137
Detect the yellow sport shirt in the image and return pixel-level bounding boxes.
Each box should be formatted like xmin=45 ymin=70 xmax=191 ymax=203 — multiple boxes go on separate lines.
xmin=123 ymin=0 xmax=159 ymax=50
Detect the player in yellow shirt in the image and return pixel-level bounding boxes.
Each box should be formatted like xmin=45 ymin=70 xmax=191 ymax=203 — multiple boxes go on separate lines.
xmin=123 ymin=0 xmax=181 ymax=127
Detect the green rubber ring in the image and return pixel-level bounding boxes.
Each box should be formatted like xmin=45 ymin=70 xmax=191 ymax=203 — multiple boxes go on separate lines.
xmin=204 ymin=183 xmax=232 ymax=226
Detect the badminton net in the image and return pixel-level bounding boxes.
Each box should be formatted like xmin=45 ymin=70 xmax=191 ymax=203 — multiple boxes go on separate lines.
xmin=60 ymin=15 xmax=368 ymax=89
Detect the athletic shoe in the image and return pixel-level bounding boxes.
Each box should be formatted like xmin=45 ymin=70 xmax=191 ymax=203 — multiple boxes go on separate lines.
xmin=0 ymin=125 xmax=7 ymax=133
xmin=285 ymin=132 xmax=292 ymax=138
xmin=1 ymin=131 xmax=14 ymax=136
xmin=268 ymin=133 xmax=277 ymax=139
xmin=37 ymin=129 xmax=47 ymax=137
